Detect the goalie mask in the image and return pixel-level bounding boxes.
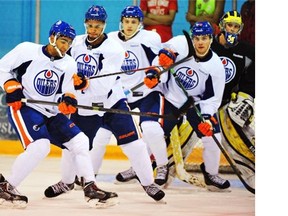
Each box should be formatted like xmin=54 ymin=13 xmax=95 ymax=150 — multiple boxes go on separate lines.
xmin=219 ymin=11 xmax=244 ymax=46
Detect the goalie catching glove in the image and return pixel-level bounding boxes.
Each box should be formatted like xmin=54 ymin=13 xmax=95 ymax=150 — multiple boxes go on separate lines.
xmin=198 ymin=114 xmax=218 ymax=136
xmin=73 ymin=72 xmax=89 ymax=90
xmin=143 ymin=67 xmax=161 ymax=89
xmin=158 ymin=48 xmax=176 ymax=69
xmin=227 ymin=91 xmax=254 ymax=127
xmin=58 ymin=93 xmax=77 ymax=115
xmin=4 ymin=79 xmax=25 ymax=111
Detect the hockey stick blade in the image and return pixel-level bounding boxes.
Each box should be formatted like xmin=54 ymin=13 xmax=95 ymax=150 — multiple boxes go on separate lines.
xmin=125 ymin=30 xmax=195 ymax=96
xmin=170 ymin=126 xmax=206 ymax=188
xmin=21 ymin=98 xmax=175 ymax=119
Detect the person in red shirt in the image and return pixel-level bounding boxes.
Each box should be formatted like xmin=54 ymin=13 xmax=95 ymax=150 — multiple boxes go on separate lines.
xmin=239 ymin=0 xmax=255 ymax=46
xmin=140 ymin=0 xmax=178 ymax=42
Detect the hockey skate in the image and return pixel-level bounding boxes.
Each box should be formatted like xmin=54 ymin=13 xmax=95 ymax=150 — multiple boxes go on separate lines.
xmin=44 ymin=181 xmax=74 ymax=198
xmin=200 ymin=163 xmax=231 ymax=192
xmin=83 ymin=181 xmax=119 ymax=208
xmin=143 ymin=183 xmax=165 ymax=202
xmin=154 ymin=164 xmax=169 ymax=186
xmin=0 ymin=174 xmax=28 ymax=209
xmin=115 ymin=167 xmax=139 ymax=184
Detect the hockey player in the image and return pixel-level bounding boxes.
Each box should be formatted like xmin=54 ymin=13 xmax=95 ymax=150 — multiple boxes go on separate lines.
xmin=147 ymin=21 xmax=230 ymax=191
xmin=0 ymin=20 xmax=118 ymax=208
xmin=43 ymin=5 xmax=165 ymax=202
xmin=91 ymin=5 xmax=170 ymax=186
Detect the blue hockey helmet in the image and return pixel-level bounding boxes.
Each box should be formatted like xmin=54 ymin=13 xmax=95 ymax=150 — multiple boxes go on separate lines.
xmin=49 ymin=20 xmax=76 ymax=40
xmin=121 ymin=6 xmax=144 ymax=22
xmin=191 ymin=21 xmax=213 ymax=37
xmin=85 ymin=5 xmax=107 ymax=22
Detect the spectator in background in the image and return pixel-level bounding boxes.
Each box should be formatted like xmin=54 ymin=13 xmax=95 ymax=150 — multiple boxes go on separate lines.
xmin=140 ymin=0 xmax=178 ymax=42
xmin=186 ymin=0 xmax=225 ymax=35
xmin=239 ymin=0 xmax=255 ymax=46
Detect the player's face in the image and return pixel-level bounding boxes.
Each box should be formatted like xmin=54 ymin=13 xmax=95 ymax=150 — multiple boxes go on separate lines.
xmin=225 ymin=22 xmax=241 ymax=34
xmin=50 ymin=35 xmax=73 ymax=57
xmin=192 ymin=35 xmax=212 ymax=56
xmin=85 ymin=20 xmax=105 ymax=39
xmin=122 ymin=17 xmax=140 ymax=37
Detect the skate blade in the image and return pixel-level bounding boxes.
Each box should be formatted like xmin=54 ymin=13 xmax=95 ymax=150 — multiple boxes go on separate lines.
xmin=163 ymin=175 xmax=175 ymax=189
xmin=87 ymin=197 xmax=119 ymax=209
xmin=206 ymin=185 xmax=232 ymax=192
xmin=0 ymin=199 xmax=27 ymax=209
xmin=74 ymin=185 xmax=83 ymax=191
xmin=156 ymin=199 xmax=167 ymax=204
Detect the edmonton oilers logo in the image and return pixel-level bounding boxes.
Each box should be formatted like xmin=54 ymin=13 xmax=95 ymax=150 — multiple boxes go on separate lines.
xmin=34 ymin=70 xmax=59 ymax=96
xmin=176 ymin=67 xmax=199 ymax=90
xmin=121 ymin=51 xmax=139 ymax=75
xmin=220 ymin=57 xmax=236 ymax=83
xmin=76 ymin=54 xmax=98 ymax=77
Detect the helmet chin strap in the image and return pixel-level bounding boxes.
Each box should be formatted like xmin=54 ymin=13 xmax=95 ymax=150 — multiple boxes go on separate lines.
xmin=85 ymin=23 xmax=106 ymax=43
xmin=48 ymin=34 xmax=64 ymax=57
xmin=119 ymin=22 xmax=142 ymax=39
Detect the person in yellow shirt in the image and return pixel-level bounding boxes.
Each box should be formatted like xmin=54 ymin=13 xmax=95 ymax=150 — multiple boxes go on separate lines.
xmin=186 ymin=0 xmax=225 ymax=34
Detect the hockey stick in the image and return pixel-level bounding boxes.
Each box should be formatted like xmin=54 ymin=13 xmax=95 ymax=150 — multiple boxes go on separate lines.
xmin=21 ymin=98 xmax=175 ymax=119
xmin=170 ymin=125 xmax=206 ymax=188
xmin=124 ymin=29 xmax=195 ymax=96
xmin=194 ymin=105 xmax=255 ymax=194
xmin=88 ymin=66 xmax=162 ymax=80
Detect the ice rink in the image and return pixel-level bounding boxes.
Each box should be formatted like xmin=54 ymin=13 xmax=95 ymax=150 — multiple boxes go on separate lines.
xmin=0 ymin=155 xmax=255 ymax=216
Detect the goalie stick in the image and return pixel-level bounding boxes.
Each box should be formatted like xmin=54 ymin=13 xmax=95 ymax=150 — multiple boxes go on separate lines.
xmin=21 ymin=98 xmax=175 ymax=119
xmin=124 ymin=29 xmax=195 ymax=96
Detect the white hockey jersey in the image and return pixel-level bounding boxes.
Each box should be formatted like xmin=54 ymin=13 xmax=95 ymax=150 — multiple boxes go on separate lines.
xmin=69 ymin=34 xmax=126 ymax=116
xmin=108 ymin=30 xmax=165 ymax=103
xmin=0 ymin=42 xmax=77 ymax=117
xmin=162 ymin=35 xmax=225 ymax=116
